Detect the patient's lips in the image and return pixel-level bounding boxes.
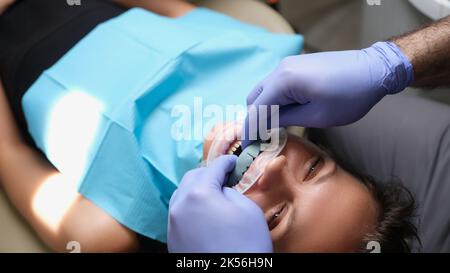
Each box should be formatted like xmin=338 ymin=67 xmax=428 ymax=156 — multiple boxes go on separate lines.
xmin=205 ymin=122 xmax=243 ymax=160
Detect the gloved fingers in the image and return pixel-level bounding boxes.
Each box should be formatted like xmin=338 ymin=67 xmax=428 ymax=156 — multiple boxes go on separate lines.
xmin=246 ymin=72 xmax=277 ymax=106
xmin=241 ymin=113 xmax=277 ymax=148
xmin=242 ymin=94 xmax=274 ymax=148
xmin=175 ymin=168 xmax=203 ymax=196
xmin=200 ymin=155 xmax=237 ymax=189
xmin=277 ymin=103 xmax=318 ymax=128
xmin=277 ymin=102 xmax=348 ymax=128
xmin=246 ymin=83 xmax=264 ymax=107
xmin=241 ymin=93 xmax=285 ymax=149
xmin=241 ymin=115 xmax=254 ymax=149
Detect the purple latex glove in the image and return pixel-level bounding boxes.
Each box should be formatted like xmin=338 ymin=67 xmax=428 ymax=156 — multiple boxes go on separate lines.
xmin=168 ymin=155 xmax=272 ymax=253
xmin=242 ymin=41 xmax=414 ymax=147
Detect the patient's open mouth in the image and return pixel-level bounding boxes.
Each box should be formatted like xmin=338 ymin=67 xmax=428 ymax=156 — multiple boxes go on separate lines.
xmin=206 ymin=122 xmax=288 ymax=193
xmin=204 ymin=122 xmax=244 ymax=161
xmin=226 ymin=140 xmax=243 ymax=156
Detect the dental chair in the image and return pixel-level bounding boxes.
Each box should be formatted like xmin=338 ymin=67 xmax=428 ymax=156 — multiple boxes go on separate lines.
xmin=0 ymin=0 xmax=295 ymax=253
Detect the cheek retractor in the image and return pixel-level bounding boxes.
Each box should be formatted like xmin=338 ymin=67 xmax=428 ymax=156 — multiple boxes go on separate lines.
xmin=205 ymin=124 xmax=287 ymax=193
xmin=227 ymin=141 xmax=261 ymax=187
xmin=230 ymin=128 xmax=287 ymax=193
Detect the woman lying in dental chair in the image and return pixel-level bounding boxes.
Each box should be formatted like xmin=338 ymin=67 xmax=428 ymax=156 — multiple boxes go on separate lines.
xmin=0 ymin=0 xmax=419 ymax=252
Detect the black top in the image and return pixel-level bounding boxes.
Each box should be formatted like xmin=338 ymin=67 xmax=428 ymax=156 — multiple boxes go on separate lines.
xmin=0 ymin=0 xmax=125 ymax=143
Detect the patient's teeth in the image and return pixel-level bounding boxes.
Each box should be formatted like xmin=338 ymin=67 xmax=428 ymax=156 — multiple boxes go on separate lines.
xmin=224 ymin=140 xmax=242 ymax=155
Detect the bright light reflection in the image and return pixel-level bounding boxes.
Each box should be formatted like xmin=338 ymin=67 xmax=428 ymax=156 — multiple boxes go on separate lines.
xmin=32 ymin=90 xmax=104 ymax=231
xmin=45 ymin=90 xmax=104 ymax=180
xmin=32 ymin=173 xmax=79 ymax=232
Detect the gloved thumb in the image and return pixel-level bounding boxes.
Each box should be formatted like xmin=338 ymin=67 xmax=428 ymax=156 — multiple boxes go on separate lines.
xmin=223 ymin=187 xmax=273 ymax=253
xmin=202 ymin=155 xmax=237 ymax=189
xmin=246 ymin=71 xmax=278 ymax=106
xmin=223 ymin=187 xmax=264 ymax=214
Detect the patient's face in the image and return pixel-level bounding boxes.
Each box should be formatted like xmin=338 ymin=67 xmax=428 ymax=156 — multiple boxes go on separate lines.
xmin=203 ymin=125 xmax=378 ymax=252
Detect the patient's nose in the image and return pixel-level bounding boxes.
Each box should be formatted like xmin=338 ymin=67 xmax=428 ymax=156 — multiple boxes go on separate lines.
xmin=256 ymin=155 xmax=290 ymax=193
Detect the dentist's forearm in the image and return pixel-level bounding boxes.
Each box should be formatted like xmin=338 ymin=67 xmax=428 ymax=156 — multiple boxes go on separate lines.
xmin=391 ymin=15 xmax=450 ymax=88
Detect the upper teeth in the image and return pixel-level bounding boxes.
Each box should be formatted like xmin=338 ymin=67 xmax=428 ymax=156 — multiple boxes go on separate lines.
xmin=227 ymin=141 xmax=241 ymax=155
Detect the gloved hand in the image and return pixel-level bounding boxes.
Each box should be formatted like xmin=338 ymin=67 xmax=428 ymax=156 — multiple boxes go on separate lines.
xmin=168 ymin=155 xmax=272 ymax=253
xmin=242 ymin=41 xmax=414 ymax=146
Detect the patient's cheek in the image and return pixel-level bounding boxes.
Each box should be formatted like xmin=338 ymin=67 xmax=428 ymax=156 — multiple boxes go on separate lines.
xmin=202 ymin=138 xmax=212 ymax=160
xmin=202 ymin=125 xmax=220 ymax=160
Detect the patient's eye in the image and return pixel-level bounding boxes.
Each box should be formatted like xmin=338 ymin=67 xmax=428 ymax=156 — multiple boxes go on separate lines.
xmin=304 ymin=156 xmax=324 ymax=182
